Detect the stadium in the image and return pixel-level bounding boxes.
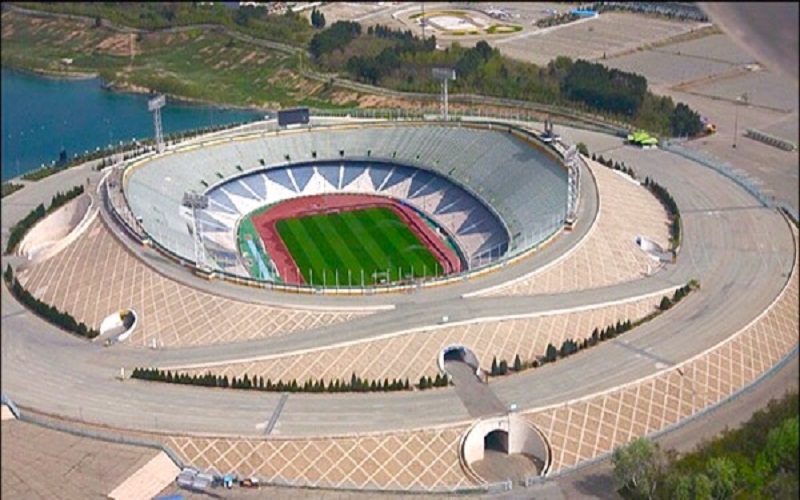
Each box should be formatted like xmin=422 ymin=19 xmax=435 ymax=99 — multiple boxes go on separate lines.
xmin=2 ymin=111 xmax=797 ymax=496
xmin=122 ymin=121 xmax=568 ymax=290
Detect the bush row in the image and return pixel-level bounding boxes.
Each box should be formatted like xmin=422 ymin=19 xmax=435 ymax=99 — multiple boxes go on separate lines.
xmin=536 ymin=12 xmax=580 ymax=28
xmin=4 ymin=264 xmax=99 ymax=339
xmin=1 ymin=182 xmax=24 ymax=198
xmin=488 ymin=282 xmax=697 ymax=379
xmin=592 ymin=153 xmax=638 ymax=179
xmin=5 ymin=184 xmax=85 ymax=255
xmin=590 ymin=152 xmax=681 ymax=249
xmin=131 ymin=367 xmax=427 ymax=393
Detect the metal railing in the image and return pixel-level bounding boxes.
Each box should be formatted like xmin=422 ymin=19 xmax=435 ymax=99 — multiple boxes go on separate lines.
xmin=661 ymin=139 xmax=798 ymax=222
xmin=0 ymin=393 xmax=186 ymax=470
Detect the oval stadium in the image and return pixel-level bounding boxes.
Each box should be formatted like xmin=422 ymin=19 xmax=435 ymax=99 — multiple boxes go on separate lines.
xmin=2 ymin=113 xmax=796 ymax=497
xmin=123 ymin=122 xmax=568 ymax=289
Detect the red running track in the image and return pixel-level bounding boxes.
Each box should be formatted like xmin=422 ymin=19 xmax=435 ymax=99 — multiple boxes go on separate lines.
xmin=250 ymin=194 xmax=463 ymax=285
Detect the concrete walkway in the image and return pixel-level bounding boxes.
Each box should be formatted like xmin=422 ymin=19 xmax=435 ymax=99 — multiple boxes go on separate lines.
xmin=446 ymin=360 xmax=506 ymax=418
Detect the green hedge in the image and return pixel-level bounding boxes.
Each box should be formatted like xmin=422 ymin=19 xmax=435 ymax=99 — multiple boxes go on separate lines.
xmin=1 ymin=182 xmax=24 ymax=198
xmin=592 ymin=153 xmax=681 ymax=249
xmin=488 ymin=282 xmax=698 ymax=378
xmin=5 ymin=184 xmax=85 ymax=255
xmin=4 ymin=264 xmax=99 ymax=339
xmin=132 ymin=368 xmax=417 ymax=393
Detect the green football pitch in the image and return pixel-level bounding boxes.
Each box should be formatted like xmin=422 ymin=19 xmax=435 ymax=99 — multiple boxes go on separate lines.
xmin=275 ymin=207 xmax=444 ymax=285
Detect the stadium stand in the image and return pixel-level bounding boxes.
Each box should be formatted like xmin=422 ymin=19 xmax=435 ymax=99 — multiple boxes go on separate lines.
xmin=124 ymin=123 xmax=567 ymax=280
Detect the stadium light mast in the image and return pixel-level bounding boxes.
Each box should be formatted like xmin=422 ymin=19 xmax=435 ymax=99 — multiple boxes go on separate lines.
xmin=564 ymin=144 xmax=580 ymax=230
xmin=148 ymin=95 xmax=166 ymax=153
xmin=432 ymin=68 xmax=456 ymax=121
xmin=182 ymin=191 xmax=209 ymax=271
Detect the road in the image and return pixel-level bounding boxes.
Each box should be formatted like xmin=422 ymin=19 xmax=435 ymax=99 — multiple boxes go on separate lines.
xmin=1 ymin=121 xmax=795 ymax=444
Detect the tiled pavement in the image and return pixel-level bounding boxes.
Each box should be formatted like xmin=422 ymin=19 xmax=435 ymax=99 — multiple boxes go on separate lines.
xmin=160 ymin=228 xmax=797 ymax=489
xmin=478 ymin=160 xmax=671 ymax=296
xmin=176 ymin=294 xmax=664 ymax=383
xmin=165 ymin=424 xmax=474 ymax=491
xmin=16 ymin=218 xmax=371 ymax=347
xmin=524 ymin=226 xmax=799 ymax=472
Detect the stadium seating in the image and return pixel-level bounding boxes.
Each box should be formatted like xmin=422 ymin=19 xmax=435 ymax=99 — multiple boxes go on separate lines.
xmin=124 ymin=123 xmax=568 ymax=276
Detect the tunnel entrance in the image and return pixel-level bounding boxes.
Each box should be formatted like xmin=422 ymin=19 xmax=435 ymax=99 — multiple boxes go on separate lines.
xmin=461 ymin=416 xmax=552 ymax=483
xmin=444 ymin=348 xmax=466 ymax=363
xmin=484 ymin=429 xmax=509 ymax=454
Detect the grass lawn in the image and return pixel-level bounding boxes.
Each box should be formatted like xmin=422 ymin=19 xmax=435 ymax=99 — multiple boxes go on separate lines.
xmin=275 ymin=207 xmax=443 ymax=286
xmin=1 ymin=10 xmax=340 ymax=109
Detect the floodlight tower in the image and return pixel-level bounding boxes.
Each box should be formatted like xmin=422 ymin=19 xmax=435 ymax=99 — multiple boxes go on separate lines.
xmin=563 ymin=144 xmax=580 ymax=229
xmin=182 ymin=191 xmax=209 ymax=271
xmin=148 ymin=95 xmax=166 ymax=153
xmin=432 ymin=67 xmax=456 ymax=121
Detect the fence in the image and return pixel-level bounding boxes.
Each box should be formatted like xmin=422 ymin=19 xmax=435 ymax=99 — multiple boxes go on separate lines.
xmin=661 ymin=140 xmax=798 ymax=222
xmin=745 ymin=128 xmax=798 ymax=152
xmin=0 ymin=391 xmax=508 ymax=494
xmin=0 ymin=393 xmax=186 ymax=470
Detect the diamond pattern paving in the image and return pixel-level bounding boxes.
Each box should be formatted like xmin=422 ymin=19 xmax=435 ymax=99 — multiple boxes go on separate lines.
xmin=480 ymin=161 xmax=670 ymax=296
xmin=165 ymin=425 xmax=472 ymax=491
xmin=177 ymin=294 xmax=663 ymax=382
xmin=15 ymin=219 xmax=371 ymax=347
xmin=526 ymin=227 xmax=799 ymax=473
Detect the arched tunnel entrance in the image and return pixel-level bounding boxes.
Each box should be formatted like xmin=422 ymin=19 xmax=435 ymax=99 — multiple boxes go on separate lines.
xmin=484 ymin=429 xmax=509 ymax=454
xmin=461 ymin=415 xmax=551 ymax=484
xmin=439 ymin=345 xmax=482 ymax=380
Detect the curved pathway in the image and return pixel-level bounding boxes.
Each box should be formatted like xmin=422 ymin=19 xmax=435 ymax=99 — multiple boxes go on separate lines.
xmin=1 ymin=120 xmax=797 ymax=492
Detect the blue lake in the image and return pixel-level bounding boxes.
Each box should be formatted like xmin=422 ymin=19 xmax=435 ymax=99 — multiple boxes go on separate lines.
xmin=1 ymin=68 xmax=264 ymax=182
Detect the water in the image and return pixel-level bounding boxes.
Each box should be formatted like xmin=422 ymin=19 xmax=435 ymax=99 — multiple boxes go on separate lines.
xmin=1 ymin=68 xmax=264 ymax=182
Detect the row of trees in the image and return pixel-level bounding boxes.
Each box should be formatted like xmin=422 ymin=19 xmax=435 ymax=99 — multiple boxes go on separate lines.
xmin=1 ymin=182 xmax=24 ymax=199
xmin=309 ymin=20 xmax=361 ymax=58
xmin=612 ymin=391 xmax=798 ymax=499
xmin=487 ymin=284 xmax=697 ymax=379
xmin=536 ymin=12 xmax=580 ymax=28
xmin=4 ymin=264 xmax=99 ymax=339
xmin=642 ymin=176 xmax=681 ymax=248
xmin=131 ymin=367 xmax=450 ymax=393
xmin=588 ymin=2 xmax=709 ymax=22
xmin=593 ymin=154 xmax=638 ymax=179
xmin=589 ymin=151 xmax=681 ymax=249
xmin=562 ymin=60 xmax=648 ymax=117
xmin=308 ymin=19 xmax=703 ymax=136
xmin=5 ymin=185 xmax=85 ymax=254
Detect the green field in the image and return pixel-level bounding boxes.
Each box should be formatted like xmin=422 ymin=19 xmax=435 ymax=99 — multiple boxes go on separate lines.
xmin=275 ymin=207 xmax=443 ymax=286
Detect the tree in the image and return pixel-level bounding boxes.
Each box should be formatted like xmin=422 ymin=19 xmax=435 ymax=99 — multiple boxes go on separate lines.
xmin=545 ymin=343 xmax=558 ymax=363
xmin=611 ymin=437 xmax=666 ymax=499
xmin=310 ymin=7 xmax=326 ymax=29
xmin=475 ymin=40 xmax=493 ymax=60
xmin=659 ymin=296 xmax=672 ymax=311
xmin=577 ymin=142 xmax=589 ymax=156
xmin=491 ymin=356 xmax=498 ymax=376
xmin=664 ymin=472 xmax=693 ymax=500
xmin=705 ymin=456 xmax=738 ymax=500
xmin=670 ymin=102 xmax=703 ymax=138
xmin=763 ymin=416 xmax=799 ymax=474
xmin=513 ymin=354 xmax=522 ymax=372
xmin=692 ymin=473 xmax=713 ymax=500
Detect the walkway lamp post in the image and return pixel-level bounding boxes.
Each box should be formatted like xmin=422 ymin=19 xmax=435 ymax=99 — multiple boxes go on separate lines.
xmin=733 ymin=92 xmax=748 ymax=148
